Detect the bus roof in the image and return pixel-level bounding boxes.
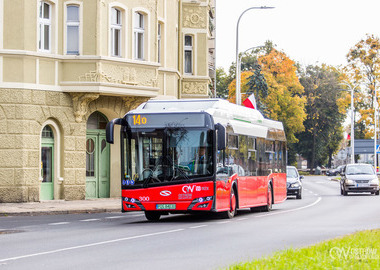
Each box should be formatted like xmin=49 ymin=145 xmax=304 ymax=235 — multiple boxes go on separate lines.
xmin=130 ymin=99 xmax=285 ymax=140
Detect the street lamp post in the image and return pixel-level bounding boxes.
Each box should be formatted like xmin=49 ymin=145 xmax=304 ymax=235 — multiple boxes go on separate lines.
xmin=340 ymin=82 xmax=358 ymax=164
xmin=374 ymin=87 xmax=378 ymax=169
xmin=235 ymin=6 xmax=274 ymax=105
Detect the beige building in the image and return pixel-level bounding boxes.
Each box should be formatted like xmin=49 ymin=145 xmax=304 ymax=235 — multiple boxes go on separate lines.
xmin=0 ymin=0 xmax=215 ymax=202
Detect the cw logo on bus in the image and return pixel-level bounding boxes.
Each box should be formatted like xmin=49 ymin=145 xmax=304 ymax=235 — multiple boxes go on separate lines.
xmin=182 ymin=185 xmax=197 ymax=194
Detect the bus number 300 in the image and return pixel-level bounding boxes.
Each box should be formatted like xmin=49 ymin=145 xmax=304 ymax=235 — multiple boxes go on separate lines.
xmin=133 ymin=115 xmax=147 ymax=125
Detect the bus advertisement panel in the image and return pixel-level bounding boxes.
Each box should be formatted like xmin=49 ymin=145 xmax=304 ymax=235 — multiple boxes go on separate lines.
xmin=106 ymin=99 xmax=287 ymax=221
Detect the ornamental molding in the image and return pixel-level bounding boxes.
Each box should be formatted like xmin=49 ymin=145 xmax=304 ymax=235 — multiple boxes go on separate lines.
xmin=70 ymin=93 xmax=100 ymax=123
xmin=79 ymin=63 xmax=158 ymax=88
xmin=183 ymin=6 xmax=207 ymax=29
xmin=182 ymin=81 xmax=208 ymax=95
xmin=123 ymin=96 xmax=150 ymax=112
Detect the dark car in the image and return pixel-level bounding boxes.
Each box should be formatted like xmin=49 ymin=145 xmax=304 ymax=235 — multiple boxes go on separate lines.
xmin=326 ymin=165 xmax=345 ymax=176
xmin=340 ymin=163 xmax=380 ymax=196
xmin=286 ymin=166 xmax=303 ymax=199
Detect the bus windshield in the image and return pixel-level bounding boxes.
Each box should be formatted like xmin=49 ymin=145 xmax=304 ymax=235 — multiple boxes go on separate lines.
xmin=123 ymin=128 xmax=213 ymax=187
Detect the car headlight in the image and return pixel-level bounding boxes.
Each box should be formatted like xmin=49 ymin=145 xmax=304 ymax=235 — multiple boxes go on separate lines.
xmin=291 ymin=183 xmax=300 ymax=188
xmin=370 ymin=178 xmax=379 ymax=185
xmin=345 ymin=179 xmax=355 ymax=185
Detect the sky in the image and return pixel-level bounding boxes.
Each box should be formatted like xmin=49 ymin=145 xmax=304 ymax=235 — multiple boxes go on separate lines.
xmin=216 ymin=0 xmax=380 ymax=71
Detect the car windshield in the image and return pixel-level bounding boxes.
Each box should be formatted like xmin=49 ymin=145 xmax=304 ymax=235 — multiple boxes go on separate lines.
xmin=287 ymin=168 xmax=298 ymax=178
xmin=346 ymin=165 xmax=375 ymax=175
xmin=123 ymin=128 xmax=213 ymax=187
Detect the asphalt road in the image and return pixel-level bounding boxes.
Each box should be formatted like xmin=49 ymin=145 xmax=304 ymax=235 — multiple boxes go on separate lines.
xmin=1 ymin=175 xmax=380 ymax=270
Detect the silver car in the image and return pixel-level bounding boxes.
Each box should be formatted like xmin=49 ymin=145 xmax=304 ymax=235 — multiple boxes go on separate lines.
xmin=340 ymin=164 xmax=380 ymax=196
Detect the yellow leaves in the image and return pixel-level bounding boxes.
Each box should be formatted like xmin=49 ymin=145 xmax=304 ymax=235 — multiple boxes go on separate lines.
xmin=227 ymin=70 xmax=254 ymax=104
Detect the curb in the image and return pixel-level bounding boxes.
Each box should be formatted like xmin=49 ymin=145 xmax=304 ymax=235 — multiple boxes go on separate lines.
xmin=0 ymin=208 xmax=121 ymax=217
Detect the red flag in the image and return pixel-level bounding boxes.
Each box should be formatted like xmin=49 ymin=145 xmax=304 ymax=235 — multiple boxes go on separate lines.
xmin=243 ymin=93 xmax=257 ymax=109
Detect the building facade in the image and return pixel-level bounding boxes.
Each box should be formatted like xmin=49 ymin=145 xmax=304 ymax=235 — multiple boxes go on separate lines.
xmin=0 ymin=0 xmax=215 ymax=202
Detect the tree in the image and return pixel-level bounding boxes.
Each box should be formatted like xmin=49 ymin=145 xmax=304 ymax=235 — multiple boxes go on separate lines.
xmin=216 ymin=67 xmax=229 ymax=99
xmin=297 ymin=65 xmax=346 ymax=170
xmin=227 ymin=48 xmax=306 ymax=145
xmin=258 ymin=49 xmax=306 ymax=144
xmin=345 ymin=34 xmax=380 ymax=138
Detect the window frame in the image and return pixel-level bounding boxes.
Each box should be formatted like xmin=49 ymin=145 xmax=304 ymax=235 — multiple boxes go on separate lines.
xmin=38 ymin=1 xmax=52 ymax=52
xmin=184 ymin=35 xmax=193 ymax=74
xmin=157 ymin=22 xmax=162 ymax=63
xmin=65 ymin=3 xmax=81 ymax=55
xmin=110 ymin=7 xmax=122 ymax=57
xmin=134 ymin=12 xmax=145 ymax=60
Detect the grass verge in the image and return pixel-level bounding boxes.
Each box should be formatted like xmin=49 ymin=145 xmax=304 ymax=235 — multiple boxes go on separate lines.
xmin=227 ymin=229 xmax=380 ymax=270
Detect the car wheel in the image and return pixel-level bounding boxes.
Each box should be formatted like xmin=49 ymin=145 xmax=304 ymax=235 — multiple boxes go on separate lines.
xmin=145 ymin=211 xmax=161 ymax=221
xmin=224 ymin=188 xmax=237 ymax=219
xmin=343 ymin=189 xmax=348 ymax=196
xmin=375 ymin=190 xmax=379 ymax=196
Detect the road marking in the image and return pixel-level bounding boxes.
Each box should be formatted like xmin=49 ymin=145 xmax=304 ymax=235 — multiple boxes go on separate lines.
xmin=0 ymin=228 xmax=185 ymax=263
xmin=237 ymin=218 xmax=248 ymax=221
xmin=48 ymin=222 xmax=70 ymax=226
xmin=255 ymin=196 xmax=322 ymax=218
xmin=105 ymin=216 xmax=124 ymax=219
xmin=130 ymin=214 xmax=145 ymax=217
xmin=189 ymin=225 xmax=208 ymax=229
xmin=80 ymin=219 xmax=99 ymax=222
xmin=217 ymin=221 xmax=231 ymax=224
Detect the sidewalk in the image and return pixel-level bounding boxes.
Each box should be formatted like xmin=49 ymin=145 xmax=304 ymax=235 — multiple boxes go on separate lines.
xmin=0 ymin=198 xmax=121 ymax=216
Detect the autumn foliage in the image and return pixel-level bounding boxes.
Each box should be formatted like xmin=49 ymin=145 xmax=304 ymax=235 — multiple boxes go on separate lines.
xmin=228 ymin=49 xmax=306 ymax=143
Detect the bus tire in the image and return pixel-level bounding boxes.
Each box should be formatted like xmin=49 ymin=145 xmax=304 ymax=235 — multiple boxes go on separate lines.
xmin=145 ymin=211 xmax=161 ymax=221
xmin=224 ymin=188 xmax=237 ymax=219
xmin=262 ymin=183 xmax=273 ymax=212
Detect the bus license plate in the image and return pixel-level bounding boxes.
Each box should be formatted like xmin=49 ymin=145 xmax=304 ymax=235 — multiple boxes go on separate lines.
xmin=156 ymin=204 xmax=176 ymax=210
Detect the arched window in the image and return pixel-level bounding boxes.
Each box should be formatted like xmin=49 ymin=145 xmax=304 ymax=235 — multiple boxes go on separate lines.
xmin=41 ymin=125 xmax=54 ymax=183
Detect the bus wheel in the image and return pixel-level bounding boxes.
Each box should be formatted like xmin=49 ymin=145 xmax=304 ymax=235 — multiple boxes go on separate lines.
xmin=224 ymin=188 xmax=237 ymax=219
xmin=145 ymin=211 xmax=161 ymax=221
xmin=262 ymin=184 xmax=273 ymax=212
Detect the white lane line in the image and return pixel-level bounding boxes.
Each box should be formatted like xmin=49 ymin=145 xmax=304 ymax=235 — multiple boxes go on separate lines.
xmin=237 ymin=218 xmax=248 ymax=221
xmin=217 ymin=221 xmax=231 ymax=224
xmin=105 ymin=216 xmax=124 ymax=219
xmin=255 ymin=196 xmax=322 ymax=218
xmin=0 ymin=228 xmax=185 ymax=263
xmin=48 ymin=222 xmax=70 ymax=226
xmin=189 ymin=225 xmax=208 ymax=229
xmin=79 ymin=219 xmax=100 ymax=222
xmin=130 ymin=214 xmax=145 ymax=217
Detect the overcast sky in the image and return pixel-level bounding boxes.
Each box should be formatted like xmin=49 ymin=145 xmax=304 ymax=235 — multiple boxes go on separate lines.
xmin=216 ymin=0 xmax=380 ymax=71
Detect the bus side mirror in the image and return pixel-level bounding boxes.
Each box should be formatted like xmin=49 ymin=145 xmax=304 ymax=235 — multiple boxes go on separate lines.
xmin=106 ymin=118 xmax=124 ymax=144
xmin=215 ymin=123 xmax=226 ymax=150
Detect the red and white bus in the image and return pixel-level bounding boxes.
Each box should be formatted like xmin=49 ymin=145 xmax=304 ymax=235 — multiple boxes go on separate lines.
xmin=106 ymin=99 xmax=287 ymax=221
